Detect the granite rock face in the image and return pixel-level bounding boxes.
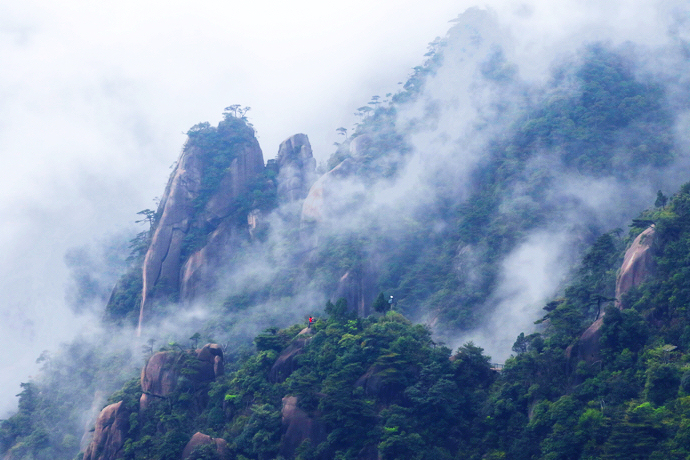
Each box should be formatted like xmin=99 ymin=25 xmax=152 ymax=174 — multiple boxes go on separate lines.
xmin=280 ymin=396 xmax=326 ymax=459
xmin=615 ymin=225 xmax=656 ymax=306
xmin=276 ymin=133 xmax=317 ymax=203
xmin=181 ymin=432 xmax=230 ymax=460
xmin=82 ymin=401 xmax=129 ymax=460
xmin=269 ymin=337 xmax=310 ymax=383
xmin=568 ymin=226 xmax=657 ymax=369
xmin=139 ymin=344 xmax=224 ymax=410
xmin=300 ymin=153 xmax=378 ymax=316
xmin=301 ymin=159 xmax=355 ymax=228
xmin=332 ymin=267 xmax=377 ymax=318
xmin=138 ymin=119 xmax=264 ymax=331
xmin=179 ymin=220 xmax=239 ymax=303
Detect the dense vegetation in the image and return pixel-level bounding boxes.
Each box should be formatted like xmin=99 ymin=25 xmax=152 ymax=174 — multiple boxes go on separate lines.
xmin=6 ymin=181 xmax=690 ymax=459
xmin=78 ymin=184 xmax=690 ymax=459
xmin=0 ymin=337 xmax=138 ymax=460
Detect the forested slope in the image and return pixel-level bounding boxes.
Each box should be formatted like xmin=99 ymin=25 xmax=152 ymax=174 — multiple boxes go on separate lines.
xmin=6 ymin=181 xmax=690 ymax=459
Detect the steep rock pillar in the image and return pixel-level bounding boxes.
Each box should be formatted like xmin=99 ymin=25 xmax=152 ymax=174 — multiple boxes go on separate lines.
xmin=276 ymin=133 xmax=317 ymax=203
xmin=137 ymin=117 xmax=264 ymax=333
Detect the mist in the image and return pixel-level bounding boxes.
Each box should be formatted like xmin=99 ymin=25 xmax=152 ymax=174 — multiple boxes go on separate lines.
xmin=2 ymin=0 xmax=690 ymax=427
xmin=0 ymin=0 xmax=465 ymax=417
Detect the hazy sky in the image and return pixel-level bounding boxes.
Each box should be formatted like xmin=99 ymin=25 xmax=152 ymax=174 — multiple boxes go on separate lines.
xmin=0 ymin=0 xmax=470 ymax=415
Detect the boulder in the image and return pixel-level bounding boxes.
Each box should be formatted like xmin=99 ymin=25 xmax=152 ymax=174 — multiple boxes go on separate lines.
xmin=138 ymin=121 xmax=264 ymax=332
xmin=355 ymin=363 xmax=412 ymax=401
xmin=616 ymin=225 xmax=656 ymax=306
xmin=140 ymin=344 xmax=224 ymax=410
xmin=280 ymin=396 xmax=326 ymax=459
xmin=269 ymin=338 xmax=309 ymax=383
xmin=82 ymin=401 xmax=129 ymax=460
xmin=354 ymin=364 xmax=387 ymax=397
xmin=181 ymin=432 xmax=230 ymax=460
xmin=276 ymin=134 xmax=317 ymax=203
xmin=348 ymin=134 xmax=372 ymax=159
xmin=357 ymin=444 xmax=379 ymax=460
xmin=139 ymin=351 xmax=179 ymax=406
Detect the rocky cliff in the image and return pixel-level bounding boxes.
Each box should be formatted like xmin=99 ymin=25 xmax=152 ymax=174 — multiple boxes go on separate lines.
xmin=332 ymin=266 xmax=377 ymax=317
xmin=81 ymin=344 xmax=225 ymax=460
xmin=276 ymin=133 xmax=317 ymax=203
xmin=615 ymin=225 xmax=656 ymax=307
xmin=138 ymin=116 xmax=265 ymax=331
xmin=181 ymin=432 xmax=231 ymax=460
xmin=82 ymin=401 xmax=129 ymax=460
xmin=301 ymin=158 xmax=356 ymax=229
xmin=301 ymin=142 xmax=377 ymax=315
xmin=139 ymin=343 xmax=224 ymax=410
xmin=568 ymin=225 xmax=657 ymax=367
xmin=280 ymin=395 xmax=326 ymax=459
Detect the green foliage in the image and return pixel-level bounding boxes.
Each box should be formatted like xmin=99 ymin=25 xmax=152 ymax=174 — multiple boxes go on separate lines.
xmin=324 ymin=298 xmax=354 ymax=321
xmin=600 ymin=307 xmax=649 ymax=359
xmin=372 ymin=292 xmax=389 ymax=313
xmin=644 ymin=364 xmax=681 ymax=406
xmin=314 ymin=42 xmax=674 ymax=341
xmin=104 ymin=267 xmax=143 ymax=325
xmin=253 ymin=327 xmax=292 ymax=352
xmin=0 ymin=338 xmax=138 ymax=460
xmin=470 ymin=180 xmax=690 ymax=459
xmin=187 ymin=443 xmax=222 ymax=460
xmin=93 ymin=310 xmax=495 ymax=460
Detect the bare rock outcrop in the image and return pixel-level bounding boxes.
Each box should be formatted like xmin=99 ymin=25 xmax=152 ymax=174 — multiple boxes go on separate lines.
xmin=347 ymin=134 xmax=372 ymax=159
xmin=301 ymin=156 xmax=378 ymax=317
xmin=179 ymin=220 xmax=240 ymax=303
xmin=568 ymin=225 xmax=657 ymax=368
xmin=357 ymin=444 xmax=379 ymax=460
xmin=355 ymin=362 xmax=414 ymax=401
xmin=301 ymin=159 xmax=355 ymax=229
xmin=82 ymin=401 xmax=129 ymax=460
xmin=615 ymin=225 xmax=656 ymax=306
xmin=181 ymin=432 xmax=230 ymax=460
xmin=276 ymin=134 xmax=317 ymax=203
xmin=566 ymin=317 xmax=605 ymax=367
xmin=269 ymin=337 xmax=310 ymax=383
xmin=300 ymin=134 xmax=369 ymax=226
xmin=280 ymin=396 xmax=326 ymax=459
xmin=140 ymin=344 xmax=224 ymax=410
xmin=332 ymin=267 xmax=377 ymax=317
xmin=138 ymin=120 xmax=264 ymax=331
